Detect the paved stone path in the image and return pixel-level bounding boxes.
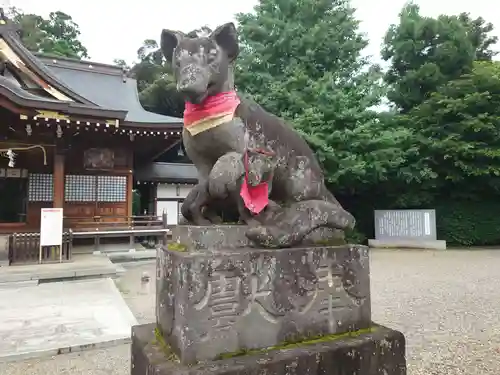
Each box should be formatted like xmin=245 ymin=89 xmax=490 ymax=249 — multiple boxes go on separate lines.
xmin=0 ymin=278 xmax=137 ymax=361
xmin=0 ymin=250 xmax=499 ymax=374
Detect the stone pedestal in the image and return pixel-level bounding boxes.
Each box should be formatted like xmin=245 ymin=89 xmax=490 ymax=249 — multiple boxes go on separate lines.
xmin=158 ymin=226 xmax=370 ymax=364
xmin=131 ymin=224 xmax=406 ymax=374
xmin=131 ymin=323 xmax=407 ymax=375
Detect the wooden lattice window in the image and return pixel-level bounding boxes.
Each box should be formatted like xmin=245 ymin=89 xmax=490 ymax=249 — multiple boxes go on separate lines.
xmin=97 ymin=176 xmax=127 ymax=202
xmin=64 ymin=174 xmax=127 ymax=203
xmin=64 ymin=175 xmax=96 ymax=202
xmin=28 ymin=173 xmax=53 ymax=202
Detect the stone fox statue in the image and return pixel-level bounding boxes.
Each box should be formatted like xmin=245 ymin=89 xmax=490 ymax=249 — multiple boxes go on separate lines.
xmin=161 ymin=22 xmax=355 ymax=247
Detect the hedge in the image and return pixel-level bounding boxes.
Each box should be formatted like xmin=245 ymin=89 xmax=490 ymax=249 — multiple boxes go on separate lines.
xmin=435 ymin=200 xmax=500 ymax=247
xmin=345 ymin=197 xmax=500 ymax=247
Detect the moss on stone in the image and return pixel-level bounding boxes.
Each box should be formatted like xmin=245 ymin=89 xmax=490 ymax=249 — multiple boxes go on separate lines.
xmin=313 ymin=238 xmax=346 ymax=246
xmin=152 ymin=325 xmax=376 ymax=363
xmin=216 ymin=327 xmax=377 ymax=360
xmin=167 ymin=242 xmax=188 ymax=252
xmin=152 ymin=327 xmax=179 ymax=363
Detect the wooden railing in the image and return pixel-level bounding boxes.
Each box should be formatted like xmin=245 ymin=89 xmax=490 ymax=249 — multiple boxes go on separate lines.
xmin=9 ymin=231 xmax=73 ymax=265
xmin=63 ymin=215 xmax=164 ymax=230
xmin=8 ymin=213 xmax=170 ymax=265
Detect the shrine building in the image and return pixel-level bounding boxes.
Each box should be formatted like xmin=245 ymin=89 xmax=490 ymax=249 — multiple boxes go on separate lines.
xmin=0 ymin=15 xmax=197 ymax=237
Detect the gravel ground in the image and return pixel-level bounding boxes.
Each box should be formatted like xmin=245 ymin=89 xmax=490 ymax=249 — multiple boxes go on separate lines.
xmin=1 ymin=250 xmax=499 ymax=375
xmin=371 ymin=249 xmax=500 ymax=375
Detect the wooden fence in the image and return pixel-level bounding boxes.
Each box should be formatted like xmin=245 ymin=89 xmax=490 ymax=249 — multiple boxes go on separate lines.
xmin=9 ymin=231 xmax=73 ymax=265
xmin=8 ymin=214 xmax=169 ymax=265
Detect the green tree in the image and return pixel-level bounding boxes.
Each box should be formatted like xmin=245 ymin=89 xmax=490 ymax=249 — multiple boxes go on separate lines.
xmin=139 ymin=70 xmax=184 ymax=118
xmin=382 ymin=3 xmax=497 ymax=113
xmin=403 ymin=60 xmax=500 ymax=246
xmin=235 ymin=0 xmax=424 ymax=192
xmin=135 ymin=26 xmax=214 ymax=117
xmin=113 ymin=58 xmax=130 ymax=70
xmin=9 ymin=7 xmax=89 ymax=59
xmin=410 ymin=61 xmax=500 ymax=186
xmin=114 ymin=38 xmax=183 ymax=118
xmin=458 ymin=13 xmax=498 ymax=61
xmin=130 ymin=39 xmax=164 ymax=92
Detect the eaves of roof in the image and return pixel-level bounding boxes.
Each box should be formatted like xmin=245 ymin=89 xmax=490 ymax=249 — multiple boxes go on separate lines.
xmin=0 ymin=74 xmax=126 ymax=119
xmin=0 ymin=19 xmax=183 ymax=128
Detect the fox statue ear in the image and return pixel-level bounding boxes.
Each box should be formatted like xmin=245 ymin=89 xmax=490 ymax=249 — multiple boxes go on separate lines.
xmin=160 ymin=29 xmax=184 ymax=64
xmin=211 ymin=22 xmax=239 ymax=61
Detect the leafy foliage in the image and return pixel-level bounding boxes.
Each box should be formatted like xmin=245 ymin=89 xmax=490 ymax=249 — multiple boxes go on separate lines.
xmin=381 ymin=4 xmax=500 ymax=246
xmin=382 ymin=3 xmax=479 ymax=113
xmin=410 ymin=61 xmax=500 ymax=185
xmin=113 ymin=58 xmax=130 ymax=70
xmin=139 ymin=73 xmax=184 ymax=118
xmin=129 ymin=39 xmax=164 ymax=92
xmin=9 ymin=7 xmax=89 ymax=59
xmin=235 ymin=0 xmax=421 ymax=194
xmin=114 ymin=38 xmax=183 ymax=118
xmin=458 ymin=13 xmax=498 ymax=61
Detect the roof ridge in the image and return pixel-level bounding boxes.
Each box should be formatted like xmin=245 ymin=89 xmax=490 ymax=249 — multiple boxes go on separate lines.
xmin=37 ymin=54 xmax=126 ymax=76
xmin=40 ymin=57 xmax=124 ymax=77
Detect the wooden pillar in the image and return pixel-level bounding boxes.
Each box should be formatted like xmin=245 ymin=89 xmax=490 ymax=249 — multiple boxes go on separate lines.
xmin=152 ymin=182 xmax=158 ymax=216
xmin=53 ymin=152 xmax=65 ymax=208
xmin=127 ymin=149 xmax=134 ymax=223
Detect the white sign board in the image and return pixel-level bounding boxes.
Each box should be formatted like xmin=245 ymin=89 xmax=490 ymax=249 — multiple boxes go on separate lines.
xmin=374 ymin=209 xmax=437 ymax=240
xmin=40 ymin=208 xmax=63 ymax=247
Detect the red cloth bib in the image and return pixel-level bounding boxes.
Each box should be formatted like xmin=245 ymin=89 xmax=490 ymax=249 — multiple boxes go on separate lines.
xmin=240 ymin=179 xmax=269 ymax=214
xmin=240 ymin=152 xmax=269 ymax=214
xmin=183 ymin=91 xmax=240 ymax=127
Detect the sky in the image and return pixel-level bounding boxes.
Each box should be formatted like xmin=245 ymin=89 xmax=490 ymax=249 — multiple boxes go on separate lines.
xmin=8 ymin=0 xmax=500 ymax=65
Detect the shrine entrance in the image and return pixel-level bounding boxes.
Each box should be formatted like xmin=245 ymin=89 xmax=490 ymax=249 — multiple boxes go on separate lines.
xmin=0 ymin=176 xmax=27 ymax=223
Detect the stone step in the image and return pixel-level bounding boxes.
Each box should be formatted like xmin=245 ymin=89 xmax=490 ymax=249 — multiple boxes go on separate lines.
xmin=0 ymin=254 xmax=123 ymax=284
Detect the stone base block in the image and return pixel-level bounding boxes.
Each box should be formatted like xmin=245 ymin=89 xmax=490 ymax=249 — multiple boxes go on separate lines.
xmin=156 ymin=243 xmax=370 ymax=364
xmin=368 ymin=239 xmax=447 ymax=250
xmin=131 ymin=323 xmax=407 ymax=375
xmin=170 ymin=225 xmax=345 ymax=251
